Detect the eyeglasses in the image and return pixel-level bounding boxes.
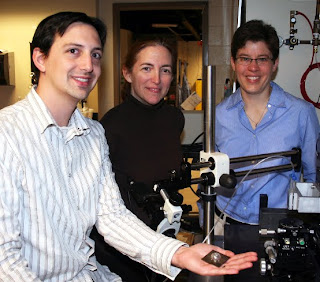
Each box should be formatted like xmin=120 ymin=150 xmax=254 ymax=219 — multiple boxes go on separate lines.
xmin=236 ymin=56 xmax=273 ymax=66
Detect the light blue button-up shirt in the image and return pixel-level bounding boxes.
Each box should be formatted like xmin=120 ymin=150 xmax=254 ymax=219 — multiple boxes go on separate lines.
xmin=214 ymin=82 xmax=319 ymax=224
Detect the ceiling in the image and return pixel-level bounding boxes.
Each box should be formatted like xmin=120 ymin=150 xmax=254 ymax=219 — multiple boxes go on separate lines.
xmin=120 ymin=10 xmax=203 ymax=42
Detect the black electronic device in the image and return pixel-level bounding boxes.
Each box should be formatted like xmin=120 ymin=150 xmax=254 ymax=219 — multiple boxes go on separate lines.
xmin=259 ymin=213 xmax=320 ymax=281
xmin=0 ymin=52 xmax=14 ymax=86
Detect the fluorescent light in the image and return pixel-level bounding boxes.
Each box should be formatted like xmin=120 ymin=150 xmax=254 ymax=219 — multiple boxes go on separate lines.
xmin=152 ymin=23 xmax=178 ymax=28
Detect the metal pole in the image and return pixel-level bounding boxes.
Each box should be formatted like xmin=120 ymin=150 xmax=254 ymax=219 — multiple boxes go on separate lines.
xmin=203 ymin=65 xmax=216 ymax=245
xmin=190 ymin=65 xmax=220 ymax=282
xmin=204 ymin=65 xmax=215 ymax=154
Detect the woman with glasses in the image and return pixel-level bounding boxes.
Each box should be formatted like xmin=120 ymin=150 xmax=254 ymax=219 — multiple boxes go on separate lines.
xmin=198 ymin=20 xmax=319 ymax=233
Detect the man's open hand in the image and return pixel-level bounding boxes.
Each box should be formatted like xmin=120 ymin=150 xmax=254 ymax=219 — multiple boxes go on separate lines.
xmin=171 ymin=243 xmax=258 ymax=276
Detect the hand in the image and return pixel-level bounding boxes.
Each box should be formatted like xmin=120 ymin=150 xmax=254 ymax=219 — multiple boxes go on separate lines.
xmin=171 ymin=243 xmax=258 ymax=276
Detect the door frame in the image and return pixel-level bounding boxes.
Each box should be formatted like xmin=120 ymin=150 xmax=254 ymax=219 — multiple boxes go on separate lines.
xmin=112 ymin=1 xmax=209 ymax=106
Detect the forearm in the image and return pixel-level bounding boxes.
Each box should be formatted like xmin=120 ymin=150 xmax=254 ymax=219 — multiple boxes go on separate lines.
xmin=97 ymin=155 xmax=185 ymax=278
xmin=96 ymin=195 xmax=185 ymax=279
xmin=301 ymin=105 xmax=319 ymax=182
xmin=302 ymin=138 xmax=317 ymax=182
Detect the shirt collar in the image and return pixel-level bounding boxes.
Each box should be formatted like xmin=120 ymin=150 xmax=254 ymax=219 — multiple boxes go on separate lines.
xmin=225 ymin=81 xmax=287 ymax=110
xmin=128 ymin=94 xmax=165 ymax=110
xmin=225 ymin=88 xmax=243 ymax=110
xmin=268 ymin=81 xmax=287 ymax=109
xmin=28 ymin=86 xmax=90 ymax=136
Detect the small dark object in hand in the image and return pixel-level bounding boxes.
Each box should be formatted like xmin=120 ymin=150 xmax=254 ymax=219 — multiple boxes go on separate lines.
xmin=202 ymin=250 xmax=230 ymax=267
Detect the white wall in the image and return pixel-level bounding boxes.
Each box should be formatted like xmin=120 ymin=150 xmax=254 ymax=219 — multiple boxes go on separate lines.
xmin=247 ymin=0 xmax=320 ymax=119
xmin=0 ymin=0 xmax=98 ymax=111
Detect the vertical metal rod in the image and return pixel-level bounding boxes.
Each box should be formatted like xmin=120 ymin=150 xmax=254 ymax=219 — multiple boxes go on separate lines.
xmin=203 ymin=191 xmax=215 ymax=245
xmin=234 ymin=0 xmax=244 ymax=91
xmin=237 ymin=0 xmax=243 ymax=28
xmin=203 ymin=65 xmax=216 ymax=245
xmin=204 ymin=65 xmax=215 ymax=154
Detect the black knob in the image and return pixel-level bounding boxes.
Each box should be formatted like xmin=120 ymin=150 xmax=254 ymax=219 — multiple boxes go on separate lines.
xmin=219 ymin=174 xmax=237 ymax=189
xmin=168 ymin=191 xmax=184 ymax=206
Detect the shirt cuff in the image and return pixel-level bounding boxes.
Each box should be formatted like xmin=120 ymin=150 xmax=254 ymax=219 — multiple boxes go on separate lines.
xmin=151 ymin=236 xmax=188 ymax=280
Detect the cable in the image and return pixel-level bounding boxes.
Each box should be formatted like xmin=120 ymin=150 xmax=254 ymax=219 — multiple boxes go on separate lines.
xmin=296 ymin=11 xmax=313 ymax=33
xmin=182 ymin=132 xmax=204 ymax=162
xmin=202 ymin=155 xmax=296 ymax=244
xmin=188 ymin=185 xmax=200 ymax=197
xmin=191 ymin=132 xmax=204 ymax=145
xmin=294 ymin=10 xmax=320 ymax=107
xmin=300 ymin=62 xmax=320 ymax=108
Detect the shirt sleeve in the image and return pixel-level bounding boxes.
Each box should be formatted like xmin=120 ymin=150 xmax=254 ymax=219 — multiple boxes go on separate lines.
xmin=0 ymin=135 xmax=41 ymax=281
xmin=300 ymin=104 xmax=320 ymax=182
xmin=95 ymin=137 xmax=186 ymax=280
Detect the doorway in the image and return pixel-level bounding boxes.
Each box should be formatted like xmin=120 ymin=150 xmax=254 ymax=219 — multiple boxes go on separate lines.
xmin=113 ymin=2 xmax=208 ymax=108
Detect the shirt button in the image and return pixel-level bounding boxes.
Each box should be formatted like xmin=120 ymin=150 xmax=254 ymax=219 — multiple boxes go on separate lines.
xmin=68 ymin=173 xmax=72 ymax=177
xmin=244 ymin=207 xmax=247 ymax=210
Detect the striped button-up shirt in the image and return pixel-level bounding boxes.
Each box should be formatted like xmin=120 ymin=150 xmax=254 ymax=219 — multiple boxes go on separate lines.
xmin=0 ymin=87 xmax=184 ymax=281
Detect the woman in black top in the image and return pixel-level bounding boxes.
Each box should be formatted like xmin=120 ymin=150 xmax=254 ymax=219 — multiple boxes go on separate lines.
xmin=91 ymin=39 xmax=185 ymax=282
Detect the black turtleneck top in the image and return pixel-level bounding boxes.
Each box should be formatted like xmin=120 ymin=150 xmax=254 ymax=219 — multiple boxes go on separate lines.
xmin=100 ymin=94 xmax=185 ymax=228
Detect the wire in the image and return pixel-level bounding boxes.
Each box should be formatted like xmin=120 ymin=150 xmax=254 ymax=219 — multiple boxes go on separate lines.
xmin=188 ymin=185 xmax=200 ymax=197
xmin=202 ymin=155 xmax=296 ymax=244
xmin=300 ymin=62 xmax=320 ymax=108
xmin=294 ymin=10 xmax=320 ymax=107
xmin=191 ymin=132 xmax=204 ymax=145
xmin=182 ymin=132 xmax=204 ymax=162
xmin=296 ymin=11 xmax=313 ymax=33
